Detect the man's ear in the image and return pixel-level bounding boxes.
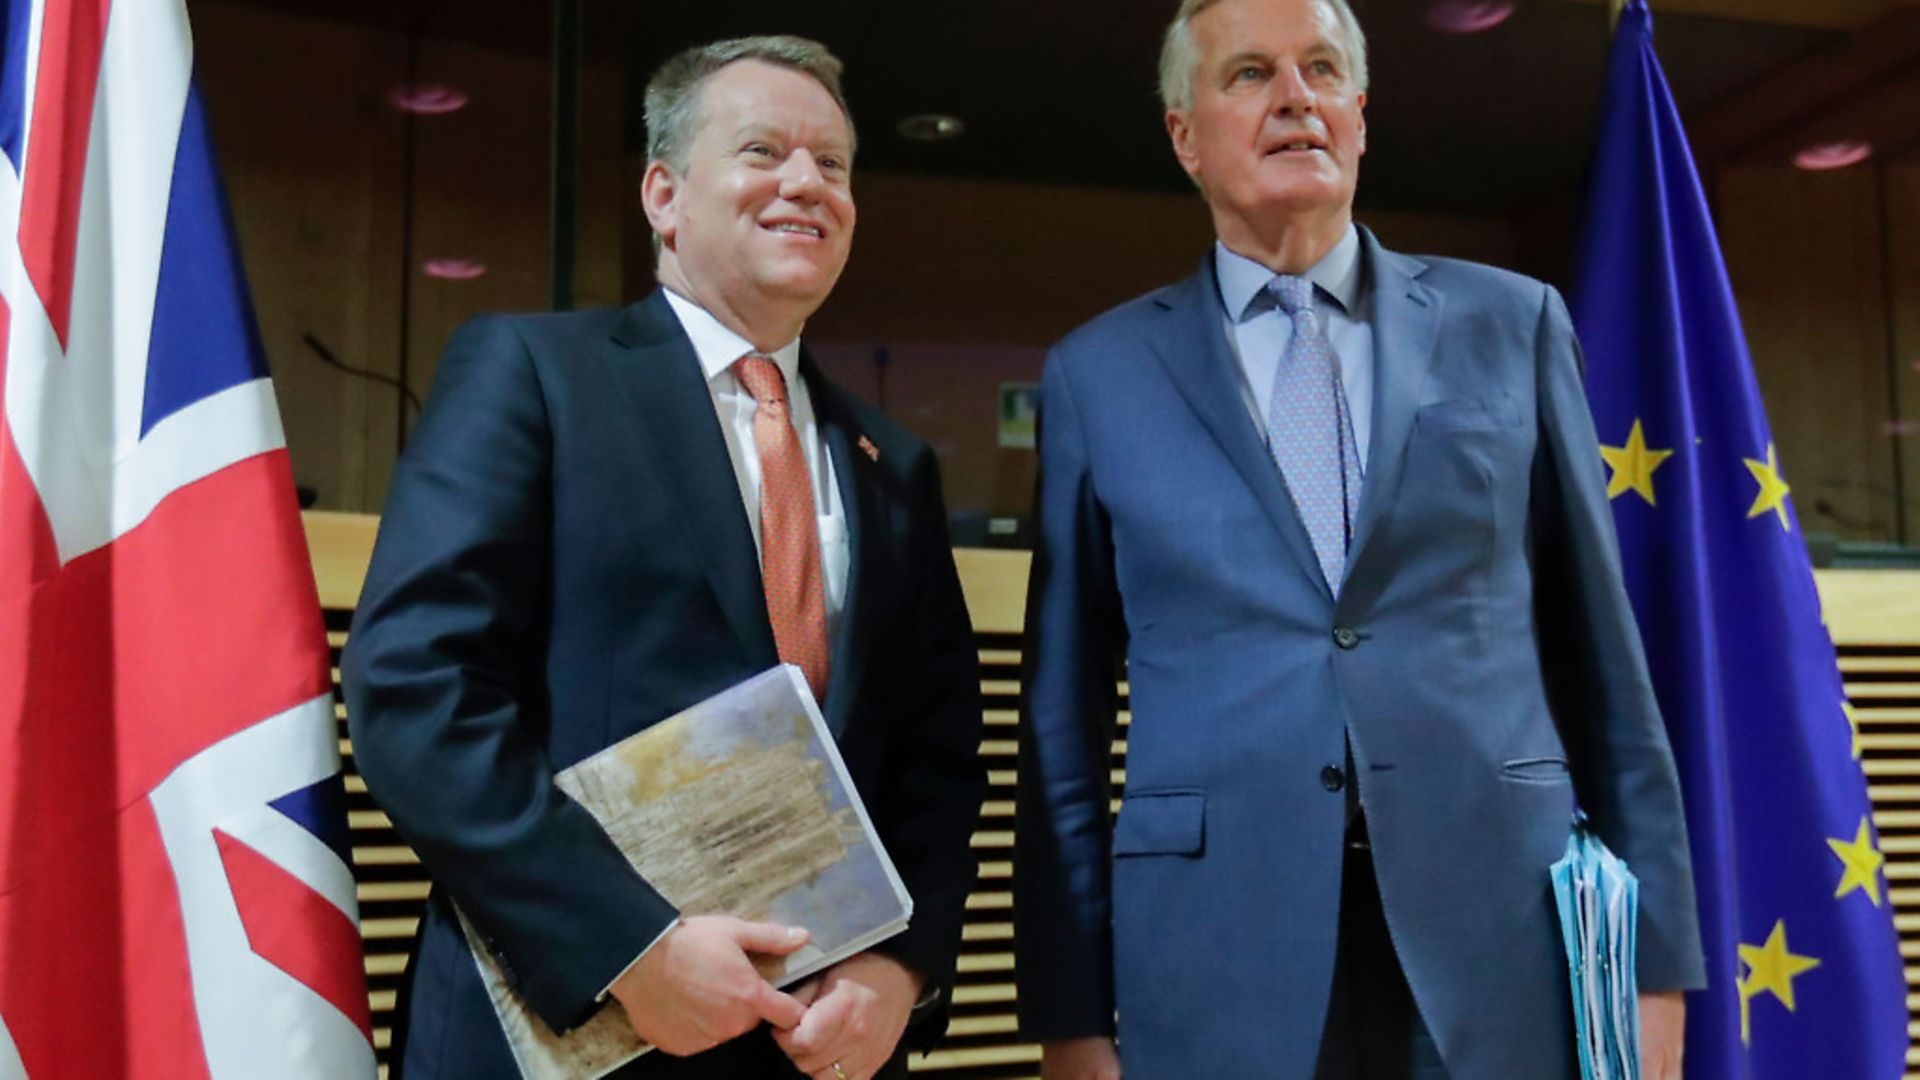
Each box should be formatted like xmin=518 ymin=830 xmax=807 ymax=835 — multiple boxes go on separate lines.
xmin=1356 ymin=91 xmax=1368 ymax=157
xmin=640 ymin=161 xmax=679 ymax=246
xmin=1166 ymin=109 xmax=1203 ymax=185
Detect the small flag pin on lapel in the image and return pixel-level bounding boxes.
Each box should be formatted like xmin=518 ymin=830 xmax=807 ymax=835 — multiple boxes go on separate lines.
xmin=857 ymin=435 xmax=880 ymax=462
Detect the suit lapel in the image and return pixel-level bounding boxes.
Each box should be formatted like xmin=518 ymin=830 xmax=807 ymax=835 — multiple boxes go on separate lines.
xmin=1345 ymin=228 xmax=1442 ymax=594
xmin=603 ymin=291 xmax=777 ymax=666
xmin=1146 ymin=256 xmax=1332 ymax=601
xmin=801 ymin=354 xmax=868 ymax=738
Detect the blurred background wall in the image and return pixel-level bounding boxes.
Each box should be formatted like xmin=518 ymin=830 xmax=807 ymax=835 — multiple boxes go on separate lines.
xmin=188 ymin=0 xmax=1920 ymax=556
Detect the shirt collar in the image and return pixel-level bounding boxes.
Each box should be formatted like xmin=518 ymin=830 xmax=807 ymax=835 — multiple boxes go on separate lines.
xmin=1213 ymin=224 xmax=1363 ymax=323
xmin=661 ymin=287 xmax=803 ymax=387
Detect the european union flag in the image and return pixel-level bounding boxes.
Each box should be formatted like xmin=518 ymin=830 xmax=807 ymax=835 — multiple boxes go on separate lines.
xmin=1569 ymin=3 xmax=1907 ymax=1076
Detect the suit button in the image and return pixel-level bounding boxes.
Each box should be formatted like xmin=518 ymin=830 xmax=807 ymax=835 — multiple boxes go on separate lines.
xmin=1321 ymin=765 xmax=1345 ymax=791
xmin=1333 ymin=626 xmax=1360 ymax=650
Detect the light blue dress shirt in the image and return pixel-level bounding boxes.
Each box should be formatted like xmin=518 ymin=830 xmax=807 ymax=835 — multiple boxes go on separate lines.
xmin=1213 ymin=226 xmax=1374 ymax=470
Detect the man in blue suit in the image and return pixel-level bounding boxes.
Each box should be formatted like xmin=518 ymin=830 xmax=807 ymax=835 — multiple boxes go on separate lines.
xmin=1015 ymin=0 xmax=1705 ymax=1077
xmin=344 ymin=36 xmax=982 ymax=1080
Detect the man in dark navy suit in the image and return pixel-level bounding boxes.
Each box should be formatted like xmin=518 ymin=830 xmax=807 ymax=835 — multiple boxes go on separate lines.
xmin=1015 ymin=0 xmax=1705 ymax=1077
xmin=344 ymin=35 xmax=982 ymax=1080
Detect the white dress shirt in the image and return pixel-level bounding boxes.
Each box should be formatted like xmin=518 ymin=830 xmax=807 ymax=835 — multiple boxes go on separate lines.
xmin=661 ymin=288 xmax=849 ymax=638
xmin=1213 ymin=225 xmax=1375 ymax=469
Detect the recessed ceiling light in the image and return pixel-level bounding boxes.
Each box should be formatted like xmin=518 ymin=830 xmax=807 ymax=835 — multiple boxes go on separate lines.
xmin=387 ymin=84 xmax=470 ymax=115
xmin=422 ymin=258 xmax=487 ymax=280
xmin=897 ymin=113 xmax=965 ymax=142
xmin=1793 ymin=140 xmax=1872 ymax=171
xmin=1426 ymin=1 xmax=1514 ymax=33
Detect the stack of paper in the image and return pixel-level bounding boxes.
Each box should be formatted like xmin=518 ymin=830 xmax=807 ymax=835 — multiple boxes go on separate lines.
xmin=1550 ymin=815 xmax=1641 ymax=1080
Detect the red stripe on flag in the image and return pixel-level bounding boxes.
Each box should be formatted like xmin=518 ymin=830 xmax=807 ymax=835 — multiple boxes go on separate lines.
xmin=105 ymin=447 xmax=333 ymax=781
xmin=18 ymin=0 xmax=115 ymax=348
xmin=0 ymin=300 xmax=61 ymax=590
xmin=214 ymin=829 xmax=374 ymax=1042
xmin=0 ymin=797 xmax=211 ymax=1079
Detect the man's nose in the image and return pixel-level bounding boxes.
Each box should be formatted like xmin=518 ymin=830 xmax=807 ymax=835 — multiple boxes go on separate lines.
xmin=778 ymin=149 xmax=826 ymax=198
xmin=1271 ymin=63 xmax=1316 ymax=113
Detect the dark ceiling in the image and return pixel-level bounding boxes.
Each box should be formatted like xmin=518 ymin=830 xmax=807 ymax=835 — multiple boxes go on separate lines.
xmin=217 ymin=0 xmax=1920 ymax=217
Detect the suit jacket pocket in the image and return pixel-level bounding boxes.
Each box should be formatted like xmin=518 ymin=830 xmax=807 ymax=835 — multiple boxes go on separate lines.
xmin=1112 ymin=790 xmax=1205 ymax=857
xmin=1415 ymin=392 xmax=1523 ymax=433
xmin=1501 ymin=756 xmax=1571 ymax=783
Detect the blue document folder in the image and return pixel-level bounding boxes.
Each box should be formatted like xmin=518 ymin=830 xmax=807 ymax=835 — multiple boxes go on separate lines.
xmin=1551 ymin=815 xmax=1641 ymax=1080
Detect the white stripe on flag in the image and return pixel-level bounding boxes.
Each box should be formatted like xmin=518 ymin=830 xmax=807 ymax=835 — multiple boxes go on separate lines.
xmin=14 ymin=0 xmax=47 ymax=175
xmin=64 ymin=0 xmax=191 ymax=464
xmin=0 ymin=1011 xmax=25 ymax=1080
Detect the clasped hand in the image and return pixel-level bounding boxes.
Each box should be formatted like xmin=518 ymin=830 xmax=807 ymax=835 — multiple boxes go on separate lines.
xmin=609 ymin=916 xmax=918 ymax=1079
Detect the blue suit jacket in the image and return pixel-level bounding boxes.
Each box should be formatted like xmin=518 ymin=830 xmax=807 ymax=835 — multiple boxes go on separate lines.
xmin=1015 ymin=230 xmax=1706 ymax=1079
xmin=342 ymin=290 xmax=984 ymax=1078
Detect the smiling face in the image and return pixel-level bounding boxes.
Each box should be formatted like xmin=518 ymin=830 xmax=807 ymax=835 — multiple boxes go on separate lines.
xmin=643 ymin=59 xmax=856 ymax=346
xmin=1167 ymin=0 xmax=1366 ymax=266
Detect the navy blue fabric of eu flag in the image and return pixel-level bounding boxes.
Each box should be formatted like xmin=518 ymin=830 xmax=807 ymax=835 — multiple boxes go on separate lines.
xmin=1568 ymin=2 xmax=1907 ymax=1076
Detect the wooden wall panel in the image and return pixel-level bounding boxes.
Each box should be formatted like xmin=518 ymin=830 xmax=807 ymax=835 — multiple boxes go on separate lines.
xmin=396 ymin=41 xmax=619 ymax=398
xmin=1718 ymin=163 xmax=1900 ymax=542
xmin=1885 ymin=163 xmax=1920 ymax=545
xmin=192 ymin=0 xmax=407 ymax=513
xmin=192 ymin=0 xmax=625 ymax=514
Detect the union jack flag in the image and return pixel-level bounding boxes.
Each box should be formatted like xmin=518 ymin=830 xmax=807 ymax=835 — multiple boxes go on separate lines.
xmin=0 ymin=0 xmax=375 ymax=1075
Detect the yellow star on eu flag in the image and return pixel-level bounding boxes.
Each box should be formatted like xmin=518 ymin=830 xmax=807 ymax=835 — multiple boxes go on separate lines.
xmin=1744 ymin=443 xmax=1793 ymax=530
xmin=1737 ymin=919 xmax=1821 ymax=1044
xmin=1843 ymin=700 xmax=1862 ymax=760
xmin=1600 ymin=419 xmax=1673 ymax=506
xmin=1827 ymin=816 xmax=1886 ymax=907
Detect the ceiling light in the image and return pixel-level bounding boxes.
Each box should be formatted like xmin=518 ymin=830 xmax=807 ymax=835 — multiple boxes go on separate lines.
xmin=1426 ymin=1 xmax=1514 ymax=33
xmin=1793 ymin=140 xmax=1871 ymax=171
xmin=422 ymin=258 xmax=486 ymax=280
xmin=387 ymin=84 xmax=470 ymax=115
xmin=897 ymin=114 xmax=965 ymax=142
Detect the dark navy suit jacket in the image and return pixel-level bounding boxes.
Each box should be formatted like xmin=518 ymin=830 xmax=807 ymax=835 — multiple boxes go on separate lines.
xmin=1015 ymin=229 xmax=1706 ymax=1079
xmin=342 ymin=290 xmax=984 ymax=1078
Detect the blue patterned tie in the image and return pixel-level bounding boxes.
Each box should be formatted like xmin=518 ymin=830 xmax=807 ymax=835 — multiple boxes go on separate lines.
xmin=1265 ymin=275 xmax=1364 ymax=591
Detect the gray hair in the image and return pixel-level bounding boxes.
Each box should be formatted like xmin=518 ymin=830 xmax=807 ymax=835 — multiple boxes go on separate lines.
xmin=1158 ymin=0 xmax=1369 ymax=113
xmin=643 ymin=35 xmax=857 ymax=174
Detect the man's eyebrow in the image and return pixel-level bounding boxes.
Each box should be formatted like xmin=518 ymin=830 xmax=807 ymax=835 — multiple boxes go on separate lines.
xmin=1216 ymin=49 xmax=1273 ymax=69
xmin=733 ymin=122 xmax=851 ymax=154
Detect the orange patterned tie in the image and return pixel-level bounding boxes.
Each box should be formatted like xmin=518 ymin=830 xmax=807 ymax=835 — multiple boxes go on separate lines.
xmin=734 ymin=354 xmax=831 ymax=703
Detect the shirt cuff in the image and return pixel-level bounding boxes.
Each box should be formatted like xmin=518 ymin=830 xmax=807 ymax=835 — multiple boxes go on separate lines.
xmin=598 ymin=917 xmax=681 ymax=1001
